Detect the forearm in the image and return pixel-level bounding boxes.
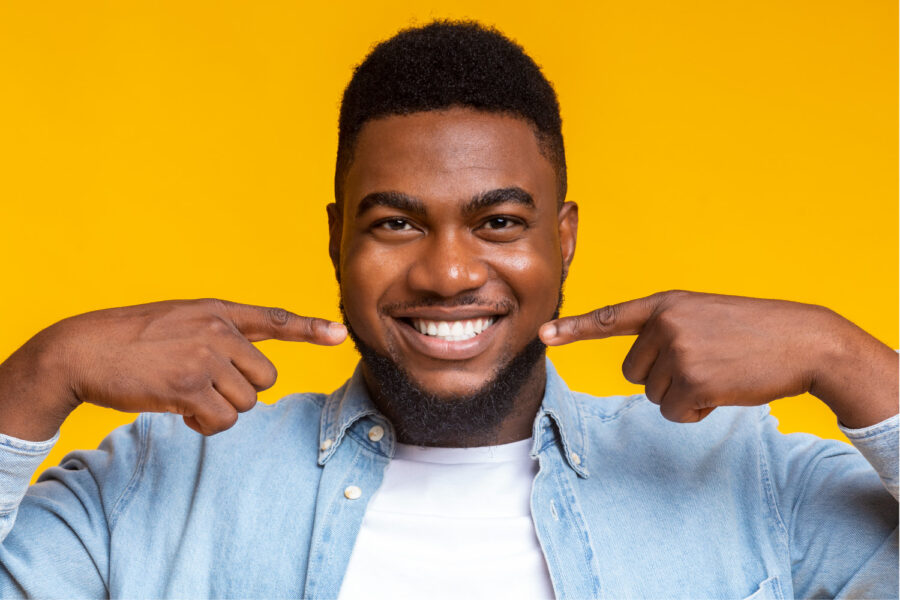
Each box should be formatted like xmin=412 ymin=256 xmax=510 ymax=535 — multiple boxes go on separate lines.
xmin=0 ymin=328 xmax=79 ymax=442
xmin=810 ymin=311 xmax=899 ymax=429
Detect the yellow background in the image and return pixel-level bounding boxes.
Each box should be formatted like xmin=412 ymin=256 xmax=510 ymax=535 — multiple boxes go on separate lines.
xmin=0 ymin=1 xmax=896 ymax=483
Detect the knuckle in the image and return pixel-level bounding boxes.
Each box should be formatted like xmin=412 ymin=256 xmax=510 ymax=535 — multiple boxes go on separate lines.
xmin=303 ymin=317 xmax=321 ymax=338
xmin=621 ymin=360 xmax=642 ymax=385
xmin=235 ymin=382 xmax=258 ymax=411
xmin=205 ymin=316 xmax=232 ymax=336
xmin=688 ymin=379 xmax=725 ymax=407
xmin=669 ymin=338 xmax=691 ymax=359
xmin=207 ymin=408 xmax=238 ymax=434
xmin=197 ymin=421 xmax=215 ymax=436
xmin=589 ymin=305 xmax=618 ymax=329
xmin=655 ymin=310 xmax=679 ymax=331
xmin=689 ymin=387 xmax=714 ymax=407
xmin=675 ymin=369 xmax=702 ymax=390
xmin=266 ymin=307 xmax=291 ymax=328
xmin=224 ymin=408 xmax=240 ymax=428
xmin=238 ymin=394 xmax=258 ymax=413
xmin=662 ymin=289 xmax=689 ymax=301
xmin=197 ymin=298 xmax=226 ymax=312
xmin=644 ymin=381 xmax=663 ymax=404
xmin=259 ymin=362 xmax=278 ymax=390
xmin=660 ymin=401 xmax=690 ymax=423
xmin=222 ymin=408 xmax=239 ymax=429
xmin=193 ymin=344 xmax=215 ymax=360
xmin=172 ymin=371 xmax=209 ymax=394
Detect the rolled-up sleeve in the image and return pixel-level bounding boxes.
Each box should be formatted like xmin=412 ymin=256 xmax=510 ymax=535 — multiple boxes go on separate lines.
xmin=0 ymin=430 xmax=58 ymax=540
xmin=840 ymin=413 xmax=899 ymax=500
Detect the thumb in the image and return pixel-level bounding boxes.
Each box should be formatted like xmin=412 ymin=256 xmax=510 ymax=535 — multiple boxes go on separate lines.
xmin=539 ymin=294 xmax=664 ymax=346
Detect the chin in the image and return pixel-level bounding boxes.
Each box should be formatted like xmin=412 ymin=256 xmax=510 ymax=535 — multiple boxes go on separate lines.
xmin=399 ymin=369 xmax=497 ymax=401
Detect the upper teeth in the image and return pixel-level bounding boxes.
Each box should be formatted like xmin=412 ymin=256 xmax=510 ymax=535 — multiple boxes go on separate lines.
xmin=412 ymin=317 xmax=496 ymax=341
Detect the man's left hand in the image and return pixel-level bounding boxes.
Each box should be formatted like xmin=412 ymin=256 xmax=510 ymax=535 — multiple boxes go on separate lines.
xmin=539 ymin=291 xmax=899 ymax=427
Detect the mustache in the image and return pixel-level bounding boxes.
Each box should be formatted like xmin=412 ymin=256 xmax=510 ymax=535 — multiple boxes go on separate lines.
xmin=378 ymin=294 xmax=515 ymax=316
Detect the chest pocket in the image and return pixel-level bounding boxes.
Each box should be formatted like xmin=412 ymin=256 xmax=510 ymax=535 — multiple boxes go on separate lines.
xmin=741 ymin=576 xmax=784 ymax=600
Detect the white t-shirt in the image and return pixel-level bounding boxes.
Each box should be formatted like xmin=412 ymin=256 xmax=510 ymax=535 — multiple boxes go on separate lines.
xmin=338 ymin=438 xmax=555 ymax=600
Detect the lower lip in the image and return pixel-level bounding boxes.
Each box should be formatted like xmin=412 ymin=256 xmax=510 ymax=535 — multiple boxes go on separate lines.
xmin=394 ymin=318 xmax=503 ymax=361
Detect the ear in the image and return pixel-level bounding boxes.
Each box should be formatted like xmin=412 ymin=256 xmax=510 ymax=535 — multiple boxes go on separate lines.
xmin=557 ymin=201 xmax=578 ymax=281
xmin=326 ymin=202 xmax=342 ymax=282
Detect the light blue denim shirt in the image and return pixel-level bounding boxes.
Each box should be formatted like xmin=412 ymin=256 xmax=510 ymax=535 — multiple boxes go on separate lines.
xmin=0 ymin=359 xmax=896 ymax=599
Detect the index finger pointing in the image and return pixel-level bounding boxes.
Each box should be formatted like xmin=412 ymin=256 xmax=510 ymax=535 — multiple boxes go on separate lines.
xmin=539 ymin=293 xmax=666 ymax=346
xmin=216 ymin=301 xmax=347 ymax=345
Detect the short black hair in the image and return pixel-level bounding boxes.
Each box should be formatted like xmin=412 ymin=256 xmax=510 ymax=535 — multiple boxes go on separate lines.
xmin=334 ymin=20 xmax=567 ymax=205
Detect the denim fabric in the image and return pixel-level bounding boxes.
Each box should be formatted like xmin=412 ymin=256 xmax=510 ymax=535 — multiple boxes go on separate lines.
xmin=0 ymin=359 xmax=896 ymax=599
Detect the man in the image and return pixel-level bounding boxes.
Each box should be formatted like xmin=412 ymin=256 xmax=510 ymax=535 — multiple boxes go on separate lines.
xmin=0 ymin=21 xmax=896 ymax=599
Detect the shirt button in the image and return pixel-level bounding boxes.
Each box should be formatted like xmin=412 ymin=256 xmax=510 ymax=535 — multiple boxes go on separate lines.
xmin=320 ymin=438 xmax=333 ymax=451
xmin=570 ymin=451 xmax=582 ymax=465
xmin=344 ymin=485 xmax=362 ymax=500
xmin=368 ymin=425 xmax=385 ymax=442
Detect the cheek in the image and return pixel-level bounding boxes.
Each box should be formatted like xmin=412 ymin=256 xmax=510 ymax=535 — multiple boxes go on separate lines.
xmin=340 ymin=241 xmax=406 ymax=339
xmin=496 ymin=241 xmax=562 ymax=322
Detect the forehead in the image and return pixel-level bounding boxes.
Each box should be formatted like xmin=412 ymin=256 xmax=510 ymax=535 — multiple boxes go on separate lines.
xmin=343 ymin=107 xmax=557 ymax=209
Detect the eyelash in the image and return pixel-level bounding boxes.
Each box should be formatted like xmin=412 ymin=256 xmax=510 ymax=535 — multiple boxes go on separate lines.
xmin=482 ymin=216 xmax=524 ymax=230
xmin=373 ymin=216 xmax=525 ymax=232
xmin=377 ymin=218 xmax=414 ymax=231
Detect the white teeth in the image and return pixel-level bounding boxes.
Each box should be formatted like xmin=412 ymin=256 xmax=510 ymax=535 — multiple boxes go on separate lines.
xmin=410 ymin=317 xmax=497 ymax=341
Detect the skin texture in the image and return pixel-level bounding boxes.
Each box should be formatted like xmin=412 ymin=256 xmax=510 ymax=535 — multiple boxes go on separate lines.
xmin=0 ymin=108 xmax=895 ymax=444
xmin=329 ymin=108 xmax=577 ymax=445
xmin=541 ymin=291 xmax=899 ymax=429
xmin=0 ymin=300 xmax=346 ymax=440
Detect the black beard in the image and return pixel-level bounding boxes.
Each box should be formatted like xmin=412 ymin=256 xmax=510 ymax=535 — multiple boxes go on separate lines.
xmin=341 ymin=308 xmax=551 ymax=447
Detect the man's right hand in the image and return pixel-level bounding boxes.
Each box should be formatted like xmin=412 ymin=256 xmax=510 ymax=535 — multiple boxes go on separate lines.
xmin=0 ymin=299 xmax=347 ymax=441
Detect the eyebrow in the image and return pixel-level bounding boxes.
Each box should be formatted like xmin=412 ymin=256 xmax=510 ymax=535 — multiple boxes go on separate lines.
xmin=462 ymin=187 xmax=535 ymax=217
xmin=355 ymin=191 xmax=426 ymax=218
xmin=354 ymin=186 xmax=535 ymax=219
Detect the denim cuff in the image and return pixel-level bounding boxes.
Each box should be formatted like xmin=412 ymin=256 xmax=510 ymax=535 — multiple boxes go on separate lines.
xmin=840 ymin=414 xmax=899 ymax=501
xmin=0 ymin=430 xmax=59 ymax=513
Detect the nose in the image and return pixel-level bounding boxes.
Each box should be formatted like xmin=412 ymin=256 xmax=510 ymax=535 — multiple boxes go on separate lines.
xmin=406 ymin=231 xmax=489 ymax=297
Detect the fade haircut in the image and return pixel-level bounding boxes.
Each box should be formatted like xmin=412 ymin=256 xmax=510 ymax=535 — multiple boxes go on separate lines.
xmin=334 ymin=20 xmax=567 ymax=206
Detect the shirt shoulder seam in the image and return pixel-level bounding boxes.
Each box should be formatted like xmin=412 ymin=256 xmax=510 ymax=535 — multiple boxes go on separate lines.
xmin=756 ymin=418 xmax=790 ymax=547
xmin=578 ymin=394 xmax=645 ymax=422
xmin=107 ymin=413 xmax=151 ymax=530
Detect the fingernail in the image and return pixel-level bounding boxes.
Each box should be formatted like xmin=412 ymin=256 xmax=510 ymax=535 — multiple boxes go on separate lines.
xmin=328 ymin=322 xmax=347 ymax=336
xmin=541 ymin=324 xmax=557 ymax=339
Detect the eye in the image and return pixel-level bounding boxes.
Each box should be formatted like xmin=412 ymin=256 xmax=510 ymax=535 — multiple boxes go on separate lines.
xmin=484 ymin=217 xmax=515 ymax=230
xmin=480 ymin=216 xmax=526 ymax=231
xmin=378 ymin=218 xmax=413 ymax=231
xmin=476 ymin=215 xmax=527 ymax=241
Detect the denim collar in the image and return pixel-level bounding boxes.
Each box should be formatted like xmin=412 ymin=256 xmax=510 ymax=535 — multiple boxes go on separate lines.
xmin=317 ymin=357 xmax=588 ymax=477
xmin=532 ymin=358 xmax=590 ymax=477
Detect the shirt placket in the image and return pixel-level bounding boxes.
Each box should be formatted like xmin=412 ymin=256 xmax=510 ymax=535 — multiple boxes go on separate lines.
xmin=531 ymin=416 xmax=604 ymax=599
xmin=303 ymin=420 xmax=391 ymax=599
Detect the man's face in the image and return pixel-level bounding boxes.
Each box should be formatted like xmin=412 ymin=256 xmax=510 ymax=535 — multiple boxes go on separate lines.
xmin=330 ymin=107 xmax=577 ymax=400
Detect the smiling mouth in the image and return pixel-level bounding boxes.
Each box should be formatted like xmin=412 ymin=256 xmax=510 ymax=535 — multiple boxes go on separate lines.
xmin=404 ymin=317 xmax=498 ymax=342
